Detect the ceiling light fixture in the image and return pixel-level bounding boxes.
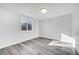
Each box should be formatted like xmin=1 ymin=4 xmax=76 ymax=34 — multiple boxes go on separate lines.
xmin=40 ymin=8 xmax=48 ymax=13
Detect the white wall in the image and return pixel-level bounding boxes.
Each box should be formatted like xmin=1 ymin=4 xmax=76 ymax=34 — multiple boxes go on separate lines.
xmin=72 ymin=4 xmax=79 ymax=53
xmin=39 ymin=14 xmax=72 ymax=40
xmin=0 ymin=7 xmax=39 ymax=49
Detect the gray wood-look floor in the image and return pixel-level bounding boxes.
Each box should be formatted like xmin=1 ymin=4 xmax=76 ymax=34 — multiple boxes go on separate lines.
xmin=0 ymin=37 xmax=78 ymax=55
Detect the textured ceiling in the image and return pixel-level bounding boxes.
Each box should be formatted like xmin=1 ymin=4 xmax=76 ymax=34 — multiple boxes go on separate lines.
xmin=0 ymin=3 xmax=77 ymax=20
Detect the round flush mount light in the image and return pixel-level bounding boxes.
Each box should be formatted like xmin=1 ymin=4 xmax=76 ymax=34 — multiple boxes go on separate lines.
xmin=40 ymin=8 xmax=48 ymax=13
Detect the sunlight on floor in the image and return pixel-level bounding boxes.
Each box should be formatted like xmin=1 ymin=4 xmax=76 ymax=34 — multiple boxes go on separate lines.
xmin=61 ymin=33 xmax=75 ymax=48
xmin=48 ymin=33 xmax=75 ymax=48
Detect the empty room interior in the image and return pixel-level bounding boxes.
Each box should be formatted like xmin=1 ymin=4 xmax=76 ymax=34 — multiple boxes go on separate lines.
xmin=0 ymin=3 xmax=79 ymax=55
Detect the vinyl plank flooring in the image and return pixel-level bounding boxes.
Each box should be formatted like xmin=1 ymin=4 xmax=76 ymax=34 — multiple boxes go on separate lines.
xmin=0 ymin=37 xmax=77 ymax=55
